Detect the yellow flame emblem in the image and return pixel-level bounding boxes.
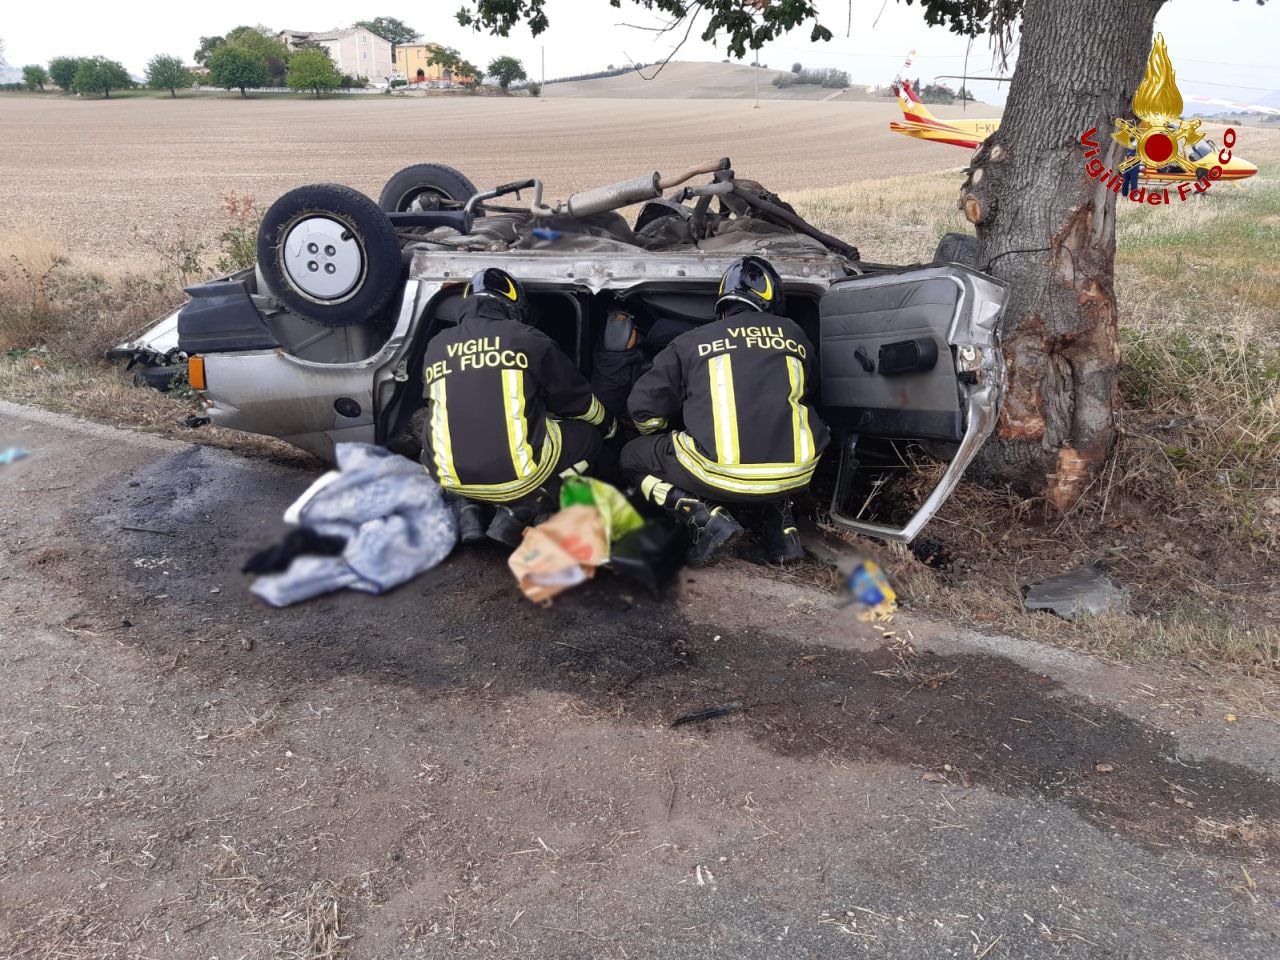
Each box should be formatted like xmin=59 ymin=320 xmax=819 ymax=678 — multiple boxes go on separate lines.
xmin=1112 ymin=34 xmax=1204 ymax=174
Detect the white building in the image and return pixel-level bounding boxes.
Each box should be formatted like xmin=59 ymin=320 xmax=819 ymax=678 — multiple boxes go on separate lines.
xmin=280 ymin=27 xmax=393 ymax=84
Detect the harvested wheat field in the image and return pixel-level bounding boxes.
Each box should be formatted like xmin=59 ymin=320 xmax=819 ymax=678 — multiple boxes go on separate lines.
xmin=0 ymin=94 xmax=979 ymax=256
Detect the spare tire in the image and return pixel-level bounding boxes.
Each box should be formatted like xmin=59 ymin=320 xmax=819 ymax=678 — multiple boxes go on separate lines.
xmin=378 ymin=163 xmax=478 ymax=212
xmin=257 ymin=183 xmax=401 ymax=328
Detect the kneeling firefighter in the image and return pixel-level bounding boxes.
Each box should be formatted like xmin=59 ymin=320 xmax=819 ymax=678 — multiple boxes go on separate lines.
xmin=420 ymin=267 xmax=614 ymax=545
xmin=621 ymin=256 xmax=830 ymax=564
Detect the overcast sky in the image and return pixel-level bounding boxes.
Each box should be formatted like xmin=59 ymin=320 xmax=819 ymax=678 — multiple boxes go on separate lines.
xmin=3 ymin=0 xmax=1277 ymax=104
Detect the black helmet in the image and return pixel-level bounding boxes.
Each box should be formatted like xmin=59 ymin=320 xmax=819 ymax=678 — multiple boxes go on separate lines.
xmin=463 ymin=267 xmax=526 ymax=319
xmin=716 ymin=256 xmax=784 ymax=316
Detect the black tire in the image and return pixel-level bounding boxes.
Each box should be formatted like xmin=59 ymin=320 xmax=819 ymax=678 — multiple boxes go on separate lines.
xmin=257 ymin=183 xmax=401 ymax=328
xmin=378 ymin=163 xmax=478 ymax=213
xmin=932 ymin=232 xmax=982 ymax=269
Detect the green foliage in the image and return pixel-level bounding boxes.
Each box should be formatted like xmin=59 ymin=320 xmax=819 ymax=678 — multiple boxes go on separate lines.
xmin=525 ymin=80 xmax=541 ymax=97
xmin=428 ymin=46 xmax=482 ymax=84
xmin=72 ymin=57 xmax=132 ymax=98
xmin=145 ymin=54 xmax=192 ymax=97
xmin=48 ymin=56 xmax=84 ymax=91
xmin=286 ymin=48 xmax=342 ymax=97
xmin=215 ymin=191 xmax=262 ymax=275
xmin=791 ymin=61 xmax=802 ymax=73
xmin=486 ymin=55 xmax=526 ymax=91
xmin=207 ymin=45 xmax=269 ymax=96
xmin=194 ymin=36 xmax=224 ymax=66
xmin=225 ymin=25 xmax=290 ymax=84
xmin=773 ymin=66 xmax=847 ymax=89
xmin=355 ymin=16 xmax=421 ymax=45
xmin=341 ymin=73 xmax=370 ymax=89
xmin=22 ymin=65 xmax=49 ymax=91
xmin=456 ymin=0 xmax=833 ymax=59
xmin=920 ymin=81 xmax=956 ymax=103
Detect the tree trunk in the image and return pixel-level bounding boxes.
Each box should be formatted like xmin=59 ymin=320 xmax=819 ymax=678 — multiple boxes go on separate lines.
xmin=962 ymin=0 xmax=1165 ymax=510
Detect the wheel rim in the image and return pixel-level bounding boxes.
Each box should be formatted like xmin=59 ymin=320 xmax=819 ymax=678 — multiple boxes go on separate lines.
xmin=403 ymin=187 xmax=449 ymax=212
xmin=281 ymin=216 xmax=365 ymax=302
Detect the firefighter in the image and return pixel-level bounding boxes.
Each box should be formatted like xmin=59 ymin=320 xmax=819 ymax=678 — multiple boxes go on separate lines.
xmin=622 ymin=256 xmax=829 ymax=565
xmin=421 ymin=267 xmax=613 ymax=546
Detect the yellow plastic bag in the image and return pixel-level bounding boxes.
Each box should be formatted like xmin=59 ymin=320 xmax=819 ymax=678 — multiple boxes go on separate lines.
xmin=560 ymin=476 xmax=644 ymax=544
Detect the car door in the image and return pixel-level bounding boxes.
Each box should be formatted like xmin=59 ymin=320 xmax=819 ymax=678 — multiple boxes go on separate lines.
xmin=818 ymin=265 xmax=1007 ymax=542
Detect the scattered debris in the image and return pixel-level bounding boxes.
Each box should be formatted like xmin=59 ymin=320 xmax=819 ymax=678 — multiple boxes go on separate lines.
xmin=0 ymin=447 xmax=30 ymax=466
xmin=181 ymin=414 xmax=211 ymax=429
xmin=922 ymin=771 xmax=948 ymax=784
xmin=250 ymin=444 xmax=456 ymax=607
xmin=841 ymin=559 xmax=898 ymax=622
xmin=1095 ymin=763 xmax=1115 ymax=774
xmin=670 ymin=701 xmax=744 ymax=728
xmin=1023 ymin=566 xmax=1127 ymax=621
xmin=1225 ymin=713 xmax=1238 ymax=723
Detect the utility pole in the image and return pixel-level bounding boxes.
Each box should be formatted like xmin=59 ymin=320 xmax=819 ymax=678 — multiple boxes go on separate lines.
xmin=753 ymin=51 xmax=759 ymax=109
xmin=541 ymin=46 xmax=545 ymax=100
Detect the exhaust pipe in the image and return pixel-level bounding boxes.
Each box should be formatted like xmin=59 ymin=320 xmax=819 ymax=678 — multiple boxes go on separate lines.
xmin=535 ymin=158 xmax=732 ymax=219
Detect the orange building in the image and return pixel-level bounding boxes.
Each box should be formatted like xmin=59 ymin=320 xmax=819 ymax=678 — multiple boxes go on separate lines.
xmin=394 ymin=43 xmax=474 ymax=85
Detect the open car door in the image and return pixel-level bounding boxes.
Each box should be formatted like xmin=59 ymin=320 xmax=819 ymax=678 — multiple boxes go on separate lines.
xmin=819 ymin=265 xmax=1007 ymax=542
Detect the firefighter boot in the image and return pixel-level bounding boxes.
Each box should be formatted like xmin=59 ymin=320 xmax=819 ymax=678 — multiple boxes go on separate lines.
xmin=452 ymin=498 xmax=491 ymax=545
xmin=670 ymin=494 xmax=743 ymax=566
xmin=486 ymin=489 xmax=554 ymax=548
xmin=760 ymin=498 xmax=805 ymax=564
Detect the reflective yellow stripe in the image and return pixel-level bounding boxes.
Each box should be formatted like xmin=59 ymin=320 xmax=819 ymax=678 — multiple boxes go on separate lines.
xmin=450 ymin=419 xmax=561 ymax=503
xmin=672 ymin=437 xmax=815 ymax=496
xmin=429 ymin=380 xmax=458 ymax=488
xmin=502 ymin=369 xmax=535 ymax=478
xmin=673 ymin=433 xmax=816 ymax=481
xmin=786 ymin=356 xmax=812 ymax=464
xmin=635 ymin=416 xmax=668 ymax=436
xmin=576 ymin=395 xmax=606 ymax=426
xmin=708 ymin=354 xmax=739 ymax=465
xmin=640 ymin=474 xmax=674 ymax=506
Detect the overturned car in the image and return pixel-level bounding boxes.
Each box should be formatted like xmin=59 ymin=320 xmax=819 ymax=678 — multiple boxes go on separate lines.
xmin=113 ymin=159 xmax=1006 ymax=543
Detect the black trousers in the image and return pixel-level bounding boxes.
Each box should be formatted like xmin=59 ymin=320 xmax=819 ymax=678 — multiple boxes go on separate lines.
xmin=620 ymin=433 xmax=791 ymax=506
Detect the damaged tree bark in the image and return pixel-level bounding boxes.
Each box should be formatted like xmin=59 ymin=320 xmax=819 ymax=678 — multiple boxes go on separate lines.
xmin=963 ymin=0 xmax=1165 ymax=510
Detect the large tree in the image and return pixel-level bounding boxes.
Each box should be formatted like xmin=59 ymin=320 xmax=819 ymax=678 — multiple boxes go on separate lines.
xmin=71 ymin=56 xmax=131 ymax=98
xmin=194 ymin=36 xmax=225 ymax=66
xmin=225 ymin=25 xmax=291 ymax=85
xmin=145 ymin=54 xmax=192 ymax=97
xmin=486 ymin=55 xmax=527 ymax=91
xmin=22 ymin=65 xmax=49 ymax=92
xmin=48 ymin=56 xmax=84 ymax=91
xmin=454 ymin=0 xmax=1243 ymax=510
xmin=286 ymin=48 xmax=343 ymax=97
xmin=355 ymin=16 xmax=421 ymax=45
xmin=207 ymin=45 xmax=269 ymax=97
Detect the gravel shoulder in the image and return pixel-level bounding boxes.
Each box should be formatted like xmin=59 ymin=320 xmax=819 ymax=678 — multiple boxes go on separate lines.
xmin=1 ymin=402 xmax=1277 ymax=959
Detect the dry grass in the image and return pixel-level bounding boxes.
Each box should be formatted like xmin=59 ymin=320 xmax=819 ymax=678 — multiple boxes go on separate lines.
xmin=792 ymin=132 xmax=1280 ymax=673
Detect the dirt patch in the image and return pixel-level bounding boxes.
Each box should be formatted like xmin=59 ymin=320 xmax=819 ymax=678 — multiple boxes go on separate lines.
xmin=54 ymin=446 xmax=1280 ymax=859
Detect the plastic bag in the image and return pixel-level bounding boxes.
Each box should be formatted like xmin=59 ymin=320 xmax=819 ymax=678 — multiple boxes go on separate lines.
xmin=508 ymin=505 xmax=608 ymax=605
xmin=560 ymin=476 xmax=644 ymax=544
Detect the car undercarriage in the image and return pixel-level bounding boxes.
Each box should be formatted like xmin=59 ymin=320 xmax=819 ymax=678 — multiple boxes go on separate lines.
xmin=112 ymin=160 xmax=1007 ymax=543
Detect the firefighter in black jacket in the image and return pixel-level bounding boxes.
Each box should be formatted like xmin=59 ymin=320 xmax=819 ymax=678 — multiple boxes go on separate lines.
xmin=622 ymin=256 xmax=830 ymax=565
xmin=421 ymin=267 xmax=613 ymax=545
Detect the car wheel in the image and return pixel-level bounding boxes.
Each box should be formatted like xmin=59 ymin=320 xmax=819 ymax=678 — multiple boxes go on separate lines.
xmin=378 ymin=163 xmax=478 ymax=212
xmin=257 ymin=183 xmax=401 ymax=328
xmin=933 ymin=232 xmax=982 ymax=269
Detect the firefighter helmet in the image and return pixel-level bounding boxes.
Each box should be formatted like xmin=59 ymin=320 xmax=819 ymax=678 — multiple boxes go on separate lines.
xmin=716 ymin=256 xmax=784 ymax=316
xmin=463 ymin=267 xmax=527 ymax=319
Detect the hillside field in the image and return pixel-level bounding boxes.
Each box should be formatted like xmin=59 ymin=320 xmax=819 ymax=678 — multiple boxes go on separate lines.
xmin=0 ymin=93 xmax=988 ymax=259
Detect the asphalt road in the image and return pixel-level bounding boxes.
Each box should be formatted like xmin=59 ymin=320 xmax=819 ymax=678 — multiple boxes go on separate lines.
xmin=2 ymin=402 xmax=1277 ymax=959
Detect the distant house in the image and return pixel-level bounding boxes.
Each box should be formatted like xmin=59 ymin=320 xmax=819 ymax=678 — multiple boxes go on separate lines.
xmin=394 ymin=43 xmax=474 ymax=85
xmin=279 ymin=27 xmax=393 ymax=83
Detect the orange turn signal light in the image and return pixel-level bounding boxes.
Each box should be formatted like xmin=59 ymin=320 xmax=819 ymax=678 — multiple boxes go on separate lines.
xmin=187 ymin=356 xmax=206 ymax=391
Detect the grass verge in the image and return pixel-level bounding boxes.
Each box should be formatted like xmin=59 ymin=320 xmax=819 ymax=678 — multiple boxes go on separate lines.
xmin=790 ymin=125 xmax=1280 ymax=675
